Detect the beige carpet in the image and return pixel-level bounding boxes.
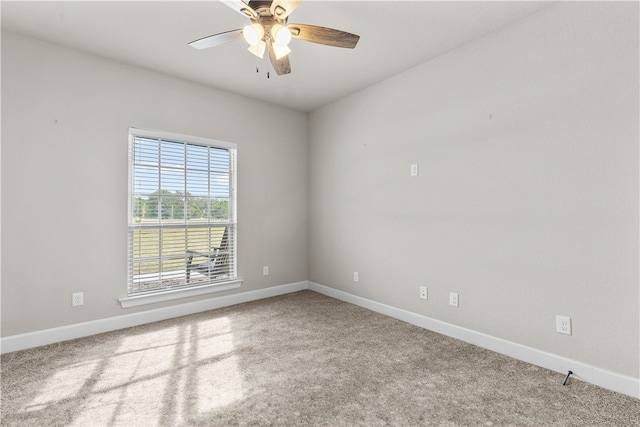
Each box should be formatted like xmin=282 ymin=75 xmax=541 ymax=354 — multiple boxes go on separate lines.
xmin=1 ymin=290 xmax=638 ymax=426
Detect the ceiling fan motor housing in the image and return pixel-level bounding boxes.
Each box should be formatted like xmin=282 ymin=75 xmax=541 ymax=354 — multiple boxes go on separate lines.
xmin=248 ymin=1 xmax=287 ymax=39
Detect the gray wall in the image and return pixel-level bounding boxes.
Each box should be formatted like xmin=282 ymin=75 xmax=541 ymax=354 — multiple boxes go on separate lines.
xmin=1 ymin=31 xmax=308 ymax=335
xmin=2 ymin=1 xmax=638 ymax=382
xmin=308 ymin=2 xmax=639 ymax=378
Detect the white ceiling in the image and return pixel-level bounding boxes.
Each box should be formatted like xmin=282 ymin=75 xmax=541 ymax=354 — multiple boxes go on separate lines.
xmin=1 ymin=1 xmax=558 ymax=112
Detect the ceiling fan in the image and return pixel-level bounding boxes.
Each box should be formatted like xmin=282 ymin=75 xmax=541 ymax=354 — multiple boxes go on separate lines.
xmin=189 ymin=0 xmax=360 ymax=76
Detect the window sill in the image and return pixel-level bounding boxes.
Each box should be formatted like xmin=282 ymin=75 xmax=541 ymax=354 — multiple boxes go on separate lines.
xmin=119 ymin=279 xmax=243 ymax=308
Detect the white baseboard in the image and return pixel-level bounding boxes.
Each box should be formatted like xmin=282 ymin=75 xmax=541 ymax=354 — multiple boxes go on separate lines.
xmin=308 ymin=282 xmax=640 ymax=399
xmin=0 ymin=281 xmax=308 ymax=355
xmin=3 ymin=280 xmax=637 ymax=399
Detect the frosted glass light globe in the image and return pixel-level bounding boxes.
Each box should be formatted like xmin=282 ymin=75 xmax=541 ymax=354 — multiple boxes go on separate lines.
xmin=271 ymin=24 xmax=292 ymax=46
xmin=243 ymin=24 xmax=264 ymax=46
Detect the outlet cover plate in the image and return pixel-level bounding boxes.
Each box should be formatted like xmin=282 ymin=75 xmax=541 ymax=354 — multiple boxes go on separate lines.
xmin=419 ymin=286 xmax=428 ymax=300
xmin=72 ymin=292 xmax=84 ymax=307
xmin=449 ymin=292 xmax=459 ymax=307
xmin=556 ymin=315 xmax=572 ymax=335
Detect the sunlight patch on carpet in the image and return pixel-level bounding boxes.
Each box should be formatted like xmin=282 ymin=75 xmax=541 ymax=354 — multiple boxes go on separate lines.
xmin=24 ymin=359 xmax=100 ymax=412
xmin=196 ymin=354 xmax=245 ymax=413
xmin=21 ymin=316 xmax=246 ymax=424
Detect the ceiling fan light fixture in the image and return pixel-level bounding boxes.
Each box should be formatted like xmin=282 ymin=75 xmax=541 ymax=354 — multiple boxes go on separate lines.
xmin=247 ymin=40 xmax=266 ymax=58
xmin=192 ymin=0 xmax=360 ymax=77
xmin=271 ymin=24 xmax=292 ymax=46
xmin=243 ymin=23 xmax=264 ymax=46
xmin=272 ymin=43 xmax=291 ymax=60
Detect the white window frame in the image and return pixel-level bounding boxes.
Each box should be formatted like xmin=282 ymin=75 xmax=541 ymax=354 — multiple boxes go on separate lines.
xmin=120 ymin=127 xmax=240 ymax=308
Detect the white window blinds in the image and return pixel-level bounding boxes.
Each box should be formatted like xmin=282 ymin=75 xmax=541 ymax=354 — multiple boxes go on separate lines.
xmin=127 ymin=128 xmax=237 ymax=296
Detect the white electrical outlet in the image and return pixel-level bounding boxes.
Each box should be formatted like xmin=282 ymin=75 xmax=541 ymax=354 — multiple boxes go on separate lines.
xmin=556 ymin=315 xmax=572 ymax=335
xmin=419 ymin=286 xmax=428 ymax=300
xmin=72 ymin=292 xmax=84 ymax=307
xmin=353 ymin=272 xmax=359 ymax=282
xmin=449 ymin=292 xmax=459 ymax=307
xmin=410 ymin=164 xmax=419 ymax=177
xmin=263 ymin=266 xmax=269 ymax=276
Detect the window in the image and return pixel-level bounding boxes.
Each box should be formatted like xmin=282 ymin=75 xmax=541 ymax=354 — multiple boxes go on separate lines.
xmin=125 ymin=128 xmax=237 ymax=303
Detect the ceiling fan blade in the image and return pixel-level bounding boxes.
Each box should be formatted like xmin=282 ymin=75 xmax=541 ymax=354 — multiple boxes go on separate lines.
xmin=220 ymin=0 xmax=258 ymax=19
xmin=267 ymin=41 xmax=292 ymax=76
xmin=288 ymin=24 xmax=360 ymax=49
xmin=270 ymin=0 xmax=301 ymax=19
xmin=189 ymin=29 xmax=244 ymax=49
